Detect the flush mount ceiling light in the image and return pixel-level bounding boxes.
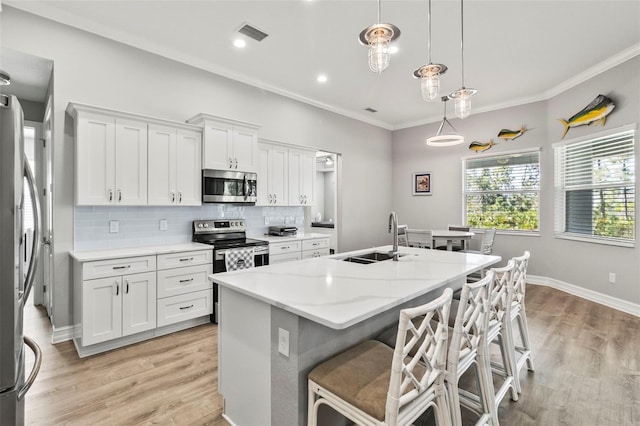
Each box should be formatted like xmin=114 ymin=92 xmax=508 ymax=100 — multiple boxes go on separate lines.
xmin=233 ymin=38 xmax=247 ymax=48
xmin=413 ymin=0 xmax=447 ymax=101
xmin=0 ymin=71 xmax=10 ymax=86
xmin=426 ymin=96 xmax=464 ymax=146
xmin=449 ymin=0 xmax=477 ymax=119
xmin=358 ymin=0 xmax=400 ymax=74
xmin=325 ymin=156 xmax=334 ymax=166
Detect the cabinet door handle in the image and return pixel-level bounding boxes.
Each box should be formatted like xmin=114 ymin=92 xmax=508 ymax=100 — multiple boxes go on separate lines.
xmin=229 ymin=157 xmax=233 ymax=168
xmin=268 ymin=194 xmax=272 ymax=204
xmin=179 ymin=192 xmax=182 ymax=203
xmin=125 ymin=280 xmax=129 ymax=294
xmin=108 ymin=189 xmax=113 ymax=201
xmin=179 ymin=278 xmax=194 ymax=284
xmin=179 ymin=257 xmax=194 ymax=262
xmin=118 ymin=190 xmax=122 ymax=202
xmin=115 ymin=282 xmax=119 ymax=296
xmin=171 ymin=191 xmax=175 ymax=202
xmin=274 ymin=194 xmax=277 ymax=204
xmin=179 ymin=304 xmax=194 ymax=310
xmin=112 ymin=265 xmax=130 ymax=270
xmin=234 ymin=158 xmax=238 ymax=169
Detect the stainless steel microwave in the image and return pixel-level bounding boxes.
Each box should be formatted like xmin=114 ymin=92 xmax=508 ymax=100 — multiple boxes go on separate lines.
xmin=202 ymin=169 xmax=257 ymax=204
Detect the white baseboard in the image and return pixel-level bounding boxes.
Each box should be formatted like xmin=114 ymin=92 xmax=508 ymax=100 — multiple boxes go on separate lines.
xmin=51 ymin=325 xmax=74 ymax=344
xmin=528 ymin=275 xmax=640 ymax=317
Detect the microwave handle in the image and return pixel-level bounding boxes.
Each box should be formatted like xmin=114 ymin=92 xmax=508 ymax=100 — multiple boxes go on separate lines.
xmin=243 ymin=175 xmax=249 ymax=200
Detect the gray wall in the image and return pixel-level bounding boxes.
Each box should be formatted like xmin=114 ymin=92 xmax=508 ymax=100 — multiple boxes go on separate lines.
xmin=2 ymin=7 xmax=393 ymax=328
xmin=20 ymin=98 xmax=45 ymax=122
xmin=392 ymin=56 xmax=640 ymax=304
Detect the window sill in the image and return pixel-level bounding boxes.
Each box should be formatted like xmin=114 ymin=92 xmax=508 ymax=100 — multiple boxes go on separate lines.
xmin=554 ymin=233 xmax=635 ymax=248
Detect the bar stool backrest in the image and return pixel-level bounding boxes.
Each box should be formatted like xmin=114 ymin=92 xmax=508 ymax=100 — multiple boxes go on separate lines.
xmin=386 ymin=288 xmax=453 ymax=423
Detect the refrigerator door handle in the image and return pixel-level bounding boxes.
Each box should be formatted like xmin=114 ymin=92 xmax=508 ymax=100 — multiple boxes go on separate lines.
xmin=17 ymin=336 xmax=42 ymax=400
xmin=21 ymin=159 xmax=41 ymax=302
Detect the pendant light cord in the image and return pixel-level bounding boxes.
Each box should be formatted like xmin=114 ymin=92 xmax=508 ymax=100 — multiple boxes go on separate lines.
xmin=460 ymin=0 xmax=465 ymax=87
xmin=427 ymin=0 xmax=432 ymax=64
xmin=377 ymin=0 xmax=381 ymax=24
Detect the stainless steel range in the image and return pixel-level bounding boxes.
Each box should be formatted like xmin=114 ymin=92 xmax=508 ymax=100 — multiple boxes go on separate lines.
xmin=192 ymin=219 xmax=268 ymax=323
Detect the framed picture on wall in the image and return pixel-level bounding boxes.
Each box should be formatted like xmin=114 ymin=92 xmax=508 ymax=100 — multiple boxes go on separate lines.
xmin=412 ymin=172 xmax=432 ymax=195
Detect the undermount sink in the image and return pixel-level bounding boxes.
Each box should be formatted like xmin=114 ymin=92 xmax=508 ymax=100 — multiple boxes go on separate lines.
xmin=340 ymin=251 xmax=406 ymax=264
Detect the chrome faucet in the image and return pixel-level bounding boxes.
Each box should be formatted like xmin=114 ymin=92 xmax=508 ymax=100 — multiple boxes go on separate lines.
xmin=388 ymin=211 xmax=399 ymax=261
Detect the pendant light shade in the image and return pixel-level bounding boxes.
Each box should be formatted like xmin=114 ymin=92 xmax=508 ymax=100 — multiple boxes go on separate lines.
xmin=359 ymin=0 xmax=400 ymax=74
xmin=426 ymin=96 xmax=464 ymax=146
xmin=0 ymin=71 xmax=10 ymax=86
xmin=413 ymin=0 xmax=447 ymax=101
xmin=449 ymin=0 xmax=476 ymax=118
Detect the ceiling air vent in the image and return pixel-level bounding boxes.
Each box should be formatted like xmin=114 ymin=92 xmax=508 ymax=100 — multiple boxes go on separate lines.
xmin=364 ymin=107 xmax=378 ymax=113
xmin=238 ymin=23 xmax=269 ymax=42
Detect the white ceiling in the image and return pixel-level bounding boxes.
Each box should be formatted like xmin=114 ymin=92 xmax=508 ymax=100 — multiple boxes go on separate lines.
xmin=4 ymin=1 xmax=640 ymax=129
xmin=0 ymin=47 xmax=53 ymax=103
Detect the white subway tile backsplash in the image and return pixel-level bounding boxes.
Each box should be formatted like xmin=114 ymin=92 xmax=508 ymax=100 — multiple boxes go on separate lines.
xmin=74 ymin=204 xmax=304 ymax=251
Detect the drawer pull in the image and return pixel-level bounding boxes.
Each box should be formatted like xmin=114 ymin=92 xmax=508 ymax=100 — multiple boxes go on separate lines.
xmin=281 ymin=246 xmax=289 ymax=250
xmin=179 ymin=304 xmax=194 ymax=310
xmin=179 ymin=257 xmax=194 ymax=262
xmin=312 ymin=242 xmax=320 ymax=246
xmin=179 ymin=278 xmax=194 ymax=284
xmin=113 ymin=265 xmax=130 ymax=270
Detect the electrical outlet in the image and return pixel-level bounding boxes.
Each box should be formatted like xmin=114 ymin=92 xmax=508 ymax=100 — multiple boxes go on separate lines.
xmin=159 ymin=219 xmax=168 ymax=231
xmin=278 ymin=328 xmax=290 ymax=357
xmin=609 ymin=272 xmax=616 ymax=284
xmin=284 ymin=216 xmax=290 ymax=225
xmin=264 ymin=216 xmax=270 ymax=225
xmin=109 ymin=220 xmax=119 ymax=233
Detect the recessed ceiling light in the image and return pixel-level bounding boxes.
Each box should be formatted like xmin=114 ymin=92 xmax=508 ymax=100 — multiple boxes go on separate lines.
xmin=233 ymin=38 xmax=247 ymax=48
xmin=389 ymin=46 xmax=399 ymax=54
xmin=316 ymin=74 xmax=328 ymax=83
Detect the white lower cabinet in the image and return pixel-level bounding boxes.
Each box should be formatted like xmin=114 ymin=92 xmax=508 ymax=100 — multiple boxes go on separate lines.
xmin=302 ymin=238 xmax=330 ymax=259
xmin=73 ymin=247 xmax=213 ymax=357
xmin=268 ymin=236 xmax=330 ymax=264
xmin=81 ymin=270 xmax=156 ymax=346
xmin=156 ymin=250 xmax=213 ymax=327
xmin=269 ymin=241 xmax=302 ymax=264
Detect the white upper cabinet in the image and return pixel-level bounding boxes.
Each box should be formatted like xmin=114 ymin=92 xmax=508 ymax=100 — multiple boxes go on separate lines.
xmin=68 ymin=103 xmax=202 ymax=207
xmin=257 ymin=141 xmax=289 ymax=206
xmin=288 ymin=148 xmax=315 ymax=206
xmin=73 ymin=110 xmax=148 ymax=206
xmin=148 ymin=124 xmax=202 ymax=206
xmin=187 ymin=114 xmax=260 ymax=173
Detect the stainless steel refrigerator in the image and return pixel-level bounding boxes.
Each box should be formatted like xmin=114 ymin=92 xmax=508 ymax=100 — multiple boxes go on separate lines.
xmin=0 ymin=94 xmax=43 ymax=425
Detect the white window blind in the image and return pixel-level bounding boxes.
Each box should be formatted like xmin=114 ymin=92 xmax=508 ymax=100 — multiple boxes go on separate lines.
xmin=463 ymin=149 xmax=540 ymax=232
xmin=554 ymin=125 xmax=635 ymax=246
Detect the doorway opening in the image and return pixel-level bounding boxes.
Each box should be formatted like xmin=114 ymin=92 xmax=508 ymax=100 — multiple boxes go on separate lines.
xmin=310 ymin=151 xmax=340 ymax=253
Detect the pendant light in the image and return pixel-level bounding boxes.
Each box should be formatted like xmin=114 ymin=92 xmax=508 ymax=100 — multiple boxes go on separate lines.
xmin=426 ymin=96 xmax=464 ymax=146
xmin=449 ymin=0 xmax=476 ymax=119
xmin=413 ymin=0 xmax=447 ymax=101
xmin=0 ymin=71 xmax=10 ymax=86
xmin=358 ymin=0 xmax=400 ymax=74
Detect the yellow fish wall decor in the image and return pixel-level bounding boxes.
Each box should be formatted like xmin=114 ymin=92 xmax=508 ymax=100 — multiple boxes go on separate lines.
xmin=558 ymin=94 xmax=615 ymax=139
xmin=469 ymin=140 xmax=495 ymax=152
xmin=497 ymin=125 xmax=528 ymax=141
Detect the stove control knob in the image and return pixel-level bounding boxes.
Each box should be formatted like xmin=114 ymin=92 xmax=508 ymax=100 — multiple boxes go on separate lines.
xmin=197 ymin=223 xmax=203 ymax=228
xmin=203 ymin=223 xmax=209 ymax=228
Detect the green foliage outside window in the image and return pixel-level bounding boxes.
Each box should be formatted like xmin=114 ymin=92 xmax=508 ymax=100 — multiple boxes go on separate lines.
xmin=465 ymin=153 xmax=540 ymax=232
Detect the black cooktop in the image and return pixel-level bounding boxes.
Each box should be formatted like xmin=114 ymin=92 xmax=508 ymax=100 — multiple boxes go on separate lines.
xmin=194 ymin=236 xmax=268 ymax=249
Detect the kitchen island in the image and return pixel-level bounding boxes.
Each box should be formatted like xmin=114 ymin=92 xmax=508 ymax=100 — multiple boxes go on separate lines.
xmin=211 ymin=245 xmax=501 ymax=425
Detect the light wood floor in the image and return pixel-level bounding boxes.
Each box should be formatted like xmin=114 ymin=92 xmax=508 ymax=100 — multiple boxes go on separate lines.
xmin=24 ymin=285 xmax=640 ymax=425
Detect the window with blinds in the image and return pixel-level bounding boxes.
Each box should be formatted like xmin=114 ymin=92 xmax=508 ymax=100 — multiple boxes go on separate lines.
xmin=463 ymin=149 xmax=540 ymax=232
xmin=554 ymin=125 xmax=635 ymax=246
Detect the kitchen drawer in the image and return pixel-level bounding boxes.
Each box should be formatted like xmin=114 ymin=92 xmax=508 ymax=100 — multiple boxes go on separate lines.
xmin=157 ymin=249 xmax=212 ymax=270
xmin=302 ymin=238 xmax=329 ymax=251
xmin=269 ymin=241 xmax=301 ymax=256
xmin=157 ymin=264 xmax=213 ymax=299
xmin=302 ymin=247 xmax=330 ymax=259
xmin=157 ymin=289 xmax=213 ymax=327
xmin=82 ymin=255 xmax=156 ymax=280
xmin=270 ymin=252 xmax=302 ymax=265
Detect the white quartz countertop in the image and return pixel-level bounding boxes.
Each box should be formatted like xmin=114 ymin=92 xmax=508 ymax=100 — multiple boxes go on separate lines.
xmin=70 ymin=242 xmax=212 ymax=262
xmin=251 ymin=233 xmax=330 ymax=243
xmin=210 ymin=246 xmax=501 ymax=330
